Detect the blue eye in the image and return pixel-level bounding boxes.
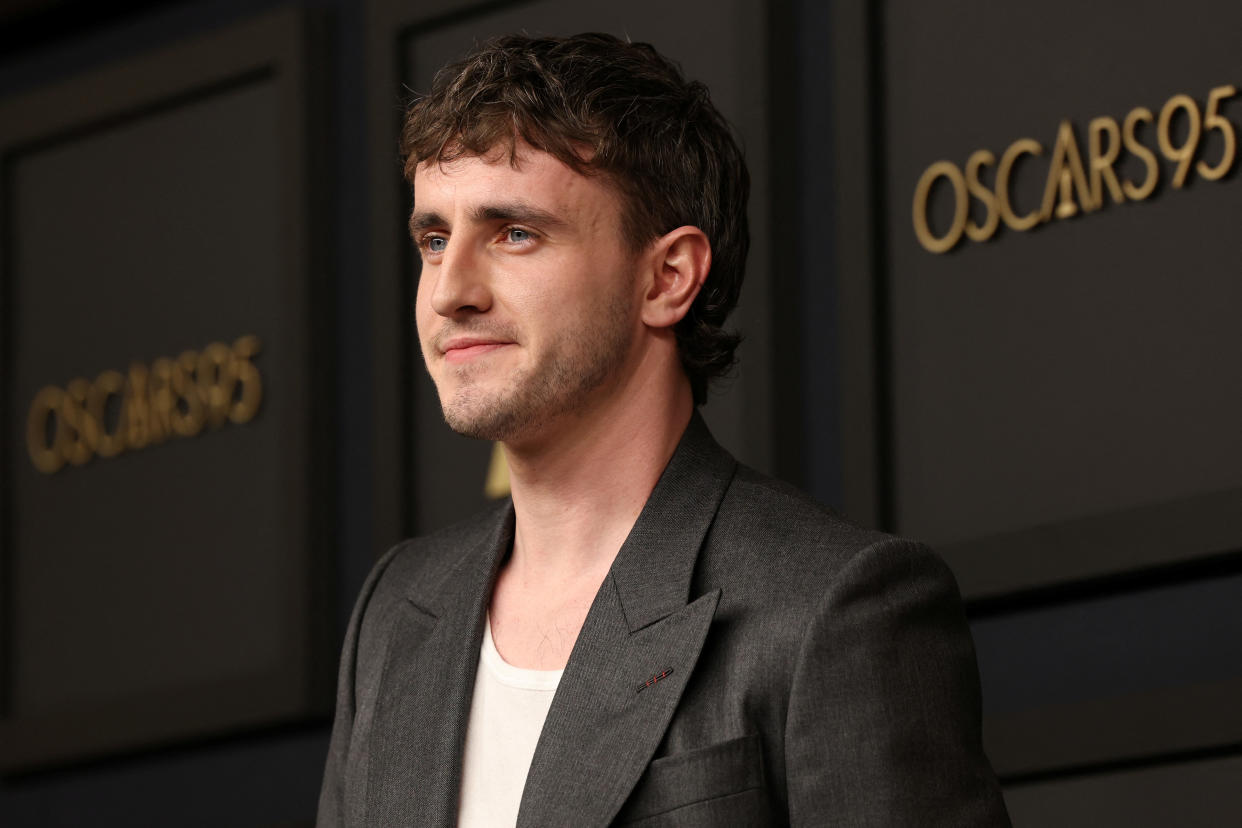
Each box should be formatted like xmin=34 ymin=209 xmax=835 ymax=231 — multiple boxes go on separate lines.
xmin=506 ymin=228 xmax=531 ymax=243
xmin=426 ymin=236 xmax=447 ymax=253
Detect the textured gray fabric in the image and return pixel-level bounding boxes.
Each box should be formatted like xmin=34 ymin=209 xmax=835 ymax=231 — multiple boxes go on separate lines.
xmin=316 ymin=415 xmax=1011 ymax=826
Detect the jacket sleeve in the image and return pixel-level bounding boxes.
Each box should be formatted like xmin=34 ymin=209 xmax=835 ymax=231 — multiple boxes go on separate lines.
xmin=315 ymin=545 xmax=405 ymax=827
xmin=784 ymin=538 xmax=1011 ymax=826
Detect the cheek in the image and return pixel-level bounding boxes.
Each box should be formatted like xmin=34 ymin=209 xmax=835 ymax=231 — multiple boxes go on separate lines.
xmin=505 ymin=282 xmax=555 ymax=316
xmin=491 ymin=257 xmax=564 ymax=319
xmin=414 ymin=273 xmax=436 ymax=337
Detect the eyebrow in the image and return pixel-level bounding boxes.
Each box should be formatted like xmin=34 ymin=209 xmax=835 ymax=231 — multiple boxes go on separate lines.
xmin=473 ymin=201 xmax=568 ymax=230
xmin=408 ymin=201 xmax=569 ymax=236
xmin=408 ymin=210 xmax=447 ymax=236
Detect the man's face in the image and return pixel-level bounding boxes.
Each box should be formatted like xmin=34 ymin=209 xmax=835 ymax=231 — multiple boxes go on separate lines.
xmin=411 ymin=144 xmax=644 ymax=443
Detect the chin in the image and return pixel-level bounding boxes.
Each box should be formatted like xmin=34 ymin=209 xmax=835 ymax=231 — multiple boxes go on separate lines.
xmin=440 ymin=393 xmax=538 ymax=443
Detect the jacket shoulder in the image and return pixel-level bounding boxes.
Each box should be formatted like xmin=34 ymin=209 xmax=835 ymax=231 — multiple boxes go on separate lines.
xmin=701 ymin=463 xmax=946 ymax=603
xmin=716 ymin=463 xmax=896 ymax=555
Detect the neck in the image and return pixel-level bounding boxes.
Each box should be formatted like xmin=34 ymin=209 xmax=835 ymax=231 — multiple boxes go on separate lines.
xmin=502 ymin=361 xmax=694 ymax=582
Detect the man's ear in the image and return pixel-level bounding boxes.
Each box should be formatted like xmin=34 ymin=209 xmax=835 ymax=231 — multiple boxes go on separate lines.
xmin=641 ymin=226 xmax=712 ymax=329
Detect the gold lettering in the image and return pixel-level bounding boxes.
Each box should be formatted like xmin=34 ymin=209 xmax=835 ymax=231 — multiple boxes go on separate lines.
xmin=171 ymin=351 xmax=206 ymax=437
xmin=229 ymin=335 xmax=263 ymax=424
xmin=996 ymin=138 xmax=1044 ymax=231
xmin=88 ymin=370 xmax=126 ymax=458
xmin=1122 ymin=107 xmax=1159 ymax=200
xmin=912 ymin=160 xmax=968 ymax=254
xmin=964 ymin=150 xmax=999 ymax=242
xmin=1157 ymin=94 xmax=1202 ymax=189
xmin=27 ymin=335 xmax=263 ymax=472
xmin=1197 ymin=84 xmax=1237 ymax=181
xmin=60 ymin=379 xmax=94 ymax=466
xmin=148 ymin=358 xmax=176 ymax=444
xmin=1088 ymin=116 xmax=1125 ymax=206
xmin=69 ymin=377 xmax=102 ymax=460
xmin=122 ymin=364 xmax=152 ymax=449
xmin=197 ymin=342 xmax=235 ymax=429
xmin=26 ymin=386 xmax=65 ymax=474
xmin=913 ymin=85 xmax=1235 ymax=254
xmin=1041 ymin=120 xmax=1095 ymax=221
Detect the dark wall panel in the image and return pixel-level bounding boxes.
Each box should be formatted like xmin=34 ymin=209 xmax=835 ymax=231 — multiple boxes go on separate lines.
xmin=1003 ymin=753 xmax=1242 ymax=827
xmin=828 ymin=0 xmax=1242 ymax=789
xmin=877 ymin=0 xmax=1242 ymax=595
xmin=10 ymin=74 xmax=285 ymax=717
xmin=972 ymin=572 xmax=1242 ymax=775
xmin=0 ymin=8 xmax=331 ymax=772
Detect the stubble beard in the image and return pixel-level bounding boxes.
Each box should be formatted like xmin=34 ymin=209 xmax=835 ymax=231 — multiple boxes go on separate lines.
xmin=432 ymin=293 xmax=634 ymax=442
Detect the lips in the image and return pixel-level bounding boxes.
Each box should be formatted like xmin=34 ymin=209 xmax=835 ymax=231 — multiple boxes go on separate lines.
xmin=440 ymin=336 xmax=514 ymax=363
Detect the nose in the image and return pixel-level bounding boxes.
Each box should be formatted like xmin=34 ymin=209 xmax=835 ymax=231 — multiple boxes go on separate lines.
xmin=428 ymin=239 xmax=492 ymax=318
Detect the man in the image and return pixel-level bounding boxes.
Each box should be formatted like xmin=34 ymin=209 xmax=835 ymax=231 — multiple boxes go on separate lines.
xmin=318 ymin=33 xmax=1009 ymax=826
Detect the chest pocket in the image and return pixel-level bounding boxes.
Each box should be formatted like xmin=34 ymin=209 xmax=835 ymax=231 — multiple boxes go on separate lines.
xmin=614 ymin=734 xmax=770 ymax=826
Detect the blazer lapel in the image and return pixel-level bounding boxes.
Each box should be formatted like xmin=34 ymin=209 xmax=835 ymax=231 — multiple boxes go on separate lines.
xmin=517 ymin=414 xmax=737 ymax=827
xmin=364 ymin=505 xmax=514 ymax=827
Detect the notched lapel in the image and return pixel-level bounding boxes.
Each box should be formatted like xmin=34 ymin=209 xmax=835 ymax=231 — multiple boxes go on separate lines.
xmin=363 ymin=507 xmax=513 ymax=827
xmin=517 ymin=581 xmax=721 ymax=827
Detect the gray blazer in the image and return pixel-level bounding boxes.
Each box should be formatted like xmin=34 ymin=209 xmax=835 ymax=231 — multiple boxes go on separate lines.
xmin=316 ymin=416 xmax=1010 ymax=826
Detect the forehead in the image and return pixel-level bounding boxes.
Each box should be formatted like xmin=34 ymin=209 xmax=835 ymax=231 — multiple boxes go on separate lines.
xmin=412 ymin=145 xmax=623 ymax=224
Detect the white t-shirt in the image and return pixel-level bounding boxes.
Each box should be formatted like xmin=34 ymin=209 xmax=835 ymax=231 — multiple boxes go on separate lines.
xmin=457 ymin=615 xmax=563 ymax=827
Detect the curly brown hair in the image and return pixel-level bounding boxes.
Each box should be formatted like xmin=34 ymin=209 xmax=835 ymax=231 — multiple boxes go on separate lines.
xmin=400 ymin=32 xmax=749 ymax=405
